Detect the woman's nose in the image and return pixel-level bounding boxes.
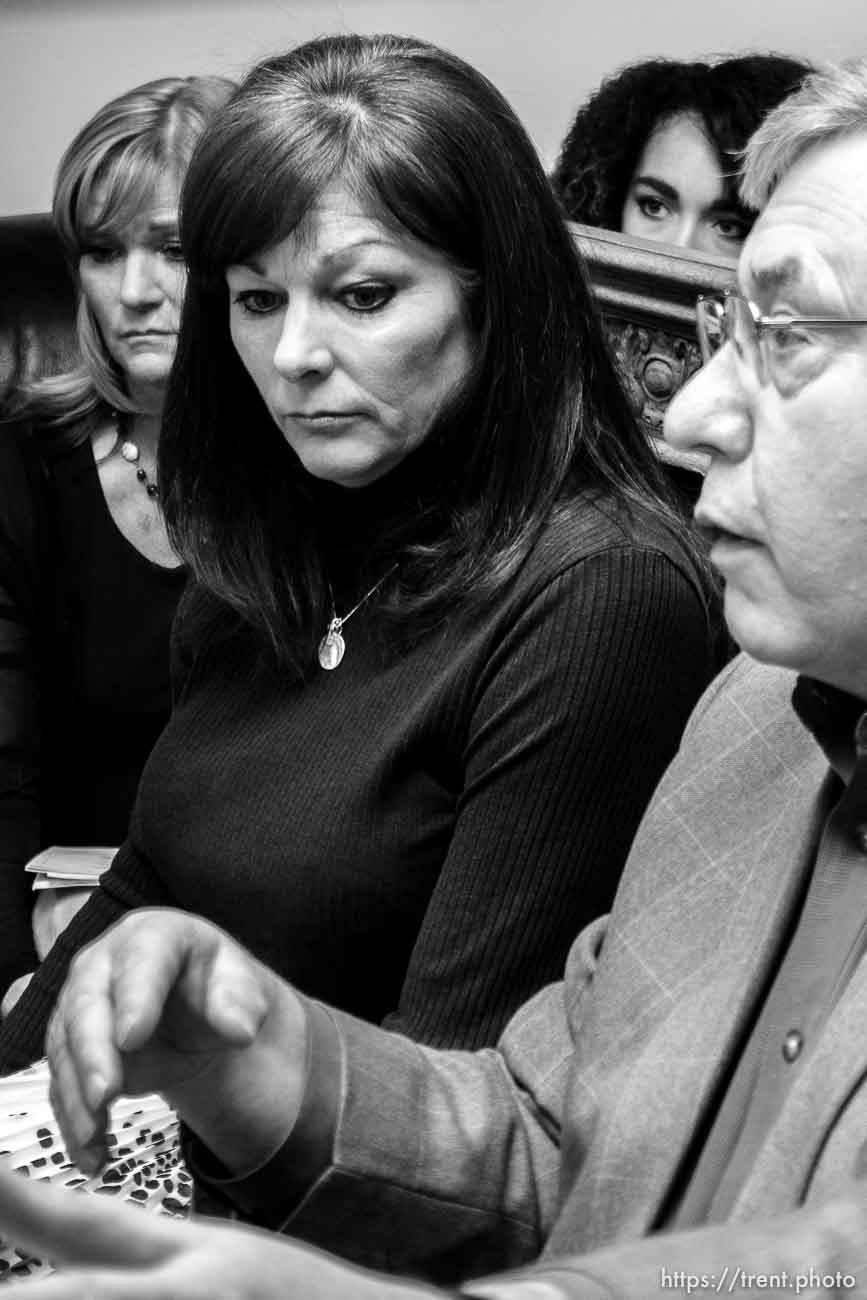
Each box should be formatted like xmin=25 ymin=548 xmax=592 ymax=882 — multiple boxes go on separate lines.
xmin=272 ymin=304 xmax=334 ymax=380
xmin=665 ymin=346 xmax=753 ymax=463
xmin=119 ymin=250 xmax=163 ymax=309
xmin=670 ymin=214 xmax=700 ymax=250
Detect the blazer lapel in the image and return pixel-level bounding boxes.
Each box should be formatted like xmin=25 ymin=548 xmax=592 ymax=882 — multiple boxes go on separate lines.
xmin=548 ymin=669 xmax=834 ymax=1255
xmin=729 ymin=949 xmax=867 ymax=1220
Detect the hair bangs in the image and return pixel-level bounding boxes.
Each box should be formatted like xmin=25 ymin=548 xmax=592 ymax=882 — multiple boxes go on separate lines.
xmin=181 ymin=93 xmax=360 ymax=275
xmin=354 ymin=128 xmax=475 ymax=266
xmin=71 ymin=139 xmax=177 ymax=252
xmin=181 ymin=79 xmax=475 ymax=283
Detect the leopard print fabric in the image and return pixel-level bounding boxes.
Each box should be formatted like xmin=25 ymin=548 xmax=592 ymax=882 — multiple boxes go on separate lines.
xmin=0 ymin=1060 xmax=191 ymax=1281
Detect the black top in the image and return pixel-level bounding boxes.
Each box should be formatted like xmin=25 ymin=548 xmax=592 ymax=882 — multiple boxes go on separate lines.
xmin=0 ymin=474 xmax=720 ymax=1070
xmin=0 ymin=418 xmax=185 ymax=993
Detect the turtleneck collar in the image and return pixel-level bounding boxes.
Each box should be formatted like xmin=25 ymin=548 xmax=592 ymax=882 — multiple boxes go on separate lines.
xmin=308 ymin=439 xmax=450 ymax=582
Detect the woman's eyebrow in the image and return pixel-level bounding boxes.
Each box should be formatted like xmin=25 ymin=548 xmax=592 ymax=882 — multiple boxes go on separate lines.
xmin=229 ymin=237 xmax=399 ymax=278
xmin=705 ymin=198 xmax=746 ymax=217
xmin=630 ymin=176 xmax=678 ymax=202
xmin=147 ymin=215 xmax=180 ymax=233
xmin=318 ymin=237 xmax=401 ymax=268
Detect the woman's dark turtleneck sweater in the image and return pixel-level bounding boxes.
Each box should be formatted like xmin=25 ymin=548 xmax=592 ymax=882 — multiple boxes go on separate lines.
xmin=308 ymin=440 xmax=451 ymax=624
xmin=0 ymin=467 xmax=719 ymax=1073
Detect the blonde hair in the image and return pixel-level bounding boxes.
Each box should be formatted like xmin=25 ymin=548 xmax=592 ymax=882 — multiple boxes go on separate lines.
xmin=741 ymin=58 xmax=867 ymax=209
xmin=23 ymin=74 xmax=234 ymax=432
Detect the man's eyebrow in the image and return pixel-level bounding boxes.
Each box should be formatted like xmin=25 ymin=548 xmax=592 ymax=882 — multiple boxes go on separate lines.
xmin=630 ymin=176 xmax=679 ymax=203
xmin=744 ymin=255 xmax=804 ymax=297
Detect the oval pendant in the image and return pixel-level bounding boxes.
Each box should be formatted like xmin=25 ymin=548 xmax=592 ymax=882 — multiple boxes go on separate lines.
xmin=318 ymin=629 xmax=346 ymax=670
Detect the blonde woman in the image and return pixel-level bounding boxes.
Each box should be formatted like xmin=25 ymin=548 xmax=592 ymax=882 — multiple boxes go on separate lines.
xmin=0 ymin=75 xmax=234 ymax=1011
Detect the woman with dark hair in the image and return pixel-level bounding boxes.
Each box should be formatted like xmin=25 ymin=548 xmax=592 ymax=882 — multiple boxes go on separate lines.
xmin=0 ymin=75 xmax=235 ymax=1012
xmin=552 ymin=54 xmax=810 ymax=255
xmin=0 ymin=34 xmax=720 ymax=1072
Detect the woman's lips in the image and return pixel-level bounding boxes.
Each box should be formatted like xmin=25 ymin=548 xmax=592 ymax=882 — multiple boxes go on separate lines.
xmin=284 ymin=411 xmax=361 ymax=426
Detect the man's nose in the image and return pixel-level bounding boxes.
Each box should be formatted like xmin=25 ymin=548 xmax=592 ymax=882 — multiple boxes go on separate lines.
xmin=665 ymin=346 xmax=753 ymax=463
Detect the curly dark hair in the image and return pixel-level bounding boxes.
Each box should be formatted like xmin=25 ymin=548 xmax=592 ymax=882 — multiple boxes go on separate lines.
xmin=552 ymin=54 xmax=811 ymax=230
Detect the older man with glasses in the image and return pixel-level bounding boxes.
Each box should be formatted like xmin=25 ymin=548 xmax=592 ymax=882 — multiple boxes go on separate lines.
xmin=4 ymin=57 xmax=867 ymax=1300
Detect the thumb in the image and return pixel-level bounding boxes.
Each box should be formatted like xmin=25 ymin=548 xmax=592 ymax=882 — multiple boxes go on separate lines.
xmin=0 ymin=1162 xmax=184 ymax=1271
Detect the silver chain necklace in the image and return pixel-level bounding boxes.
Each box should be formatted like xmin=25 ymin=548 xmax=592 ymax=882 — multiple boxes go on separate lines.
xmin=318 ymin=566 xmax=397 ymax=671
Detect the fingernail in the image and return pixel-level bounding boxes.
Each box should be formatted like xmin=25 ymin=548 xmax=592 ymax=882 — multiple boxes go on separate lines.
xmin=78 ymin=1141 xmax=105 ymax=1175
xmin=86 ymin=1072 xmax=107 ymax=1111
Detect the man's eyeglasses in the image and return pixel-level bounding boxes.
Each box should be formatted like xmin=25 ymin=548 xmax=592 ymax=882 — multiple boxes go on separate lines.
xmin=696 ymin=290 xmax=867 ymax=391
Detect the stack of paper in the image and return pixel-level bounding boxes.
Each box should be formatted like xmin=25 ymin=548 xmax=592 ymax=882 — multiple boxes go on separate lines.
xmin=24 ymin=846 xmax=117 ymax=891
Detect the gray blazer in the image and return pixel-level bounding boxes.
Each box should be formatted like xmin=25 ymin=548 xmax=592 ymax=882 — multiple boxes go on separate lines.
xmin=284 ymin=655 xmax=867 ymax=1296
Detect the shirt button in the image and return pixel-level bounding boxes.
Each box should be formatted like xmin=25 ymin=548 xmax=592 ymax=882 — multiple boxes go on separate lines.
xmin=782 ymin=1029 xmax=803 ymax=1063
xmin=856 ymin=826 xmax=867 ymax=853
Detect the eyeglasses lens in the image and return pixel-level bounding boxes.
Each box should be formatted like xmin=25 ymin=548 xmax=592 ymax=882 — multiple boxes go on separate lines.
xmin=698 ymin=295 xmax=763 ymax=381
xmin=698 ymin=298 xmax=726 ymax=361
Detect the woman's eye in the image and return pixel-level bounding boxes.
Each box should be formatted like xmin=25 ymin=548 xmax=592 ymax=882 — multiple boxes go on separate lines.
xmin=714 ymin=216 xmax=750 ymax=244
xmin=233 ymin=289 xmax=283 ymax=315
xmin=161 ymin=241 xmax=185 ymax=263
xmin=339 ymin=283 xmax=394 ymax=313
xmin=83 ymin=245 xmax=121 ymax=264
xmin=636 ymin=196 xmax=668 ymax=220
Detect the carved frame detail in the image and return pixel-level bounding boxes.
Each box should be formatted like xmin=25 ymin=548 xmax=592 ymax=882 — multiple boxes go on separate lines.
xmin=571 ymin=222 xmax=736 ymax=472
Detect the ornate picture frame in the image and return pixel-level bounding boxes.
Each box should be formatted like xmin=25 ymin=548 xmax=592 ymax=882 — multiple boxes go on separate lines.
xmin=572 ymin=222 xmax=736 ymax=477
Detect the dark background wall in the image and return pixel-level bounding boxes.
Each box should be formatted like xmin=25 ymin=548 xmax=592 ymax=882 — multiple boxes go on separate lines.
xmin=0 ymin=217 xmax=75 ymax=404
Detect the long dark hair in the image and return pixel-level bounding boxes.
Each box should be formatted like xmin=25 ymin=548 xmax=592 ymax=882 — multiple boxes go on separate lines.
xmin=162 ymin=33 xmax=689 ymax=671
xmin=552 ymin=54 xmax=810 ymax=231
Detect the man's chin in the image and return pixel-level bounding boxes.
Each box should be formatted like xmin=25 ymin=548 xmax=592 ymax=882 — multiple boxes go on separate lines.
xmin=723 ymin=594 xmax=811 ymax=676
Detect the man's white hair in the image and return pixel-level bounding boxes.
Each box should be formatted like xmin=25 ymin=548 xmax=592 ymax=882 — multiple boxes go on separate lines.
xmin=741 ymin=57 xmax=867 ymax=210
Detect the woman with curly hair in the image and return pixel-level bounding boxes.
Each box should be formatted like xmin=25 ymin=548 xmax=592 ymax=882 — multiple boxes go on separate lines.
xmin=552 ymin=55 xmax=810 ymax=256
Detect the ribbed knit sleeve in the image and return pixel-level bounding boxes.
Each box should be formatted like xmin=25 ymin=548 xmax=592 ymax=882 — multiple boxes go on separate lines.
xmin=383 ymin=546 xmax=712 ymax=1047
xmin=0 ymin=837 xmax=172 ymax=1072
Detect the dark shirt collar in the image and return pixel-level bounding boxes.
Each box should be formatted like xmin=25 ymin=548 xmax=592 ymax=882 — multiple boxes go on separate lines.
xmin=792 ymin=676 xmax=867 ymax=785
